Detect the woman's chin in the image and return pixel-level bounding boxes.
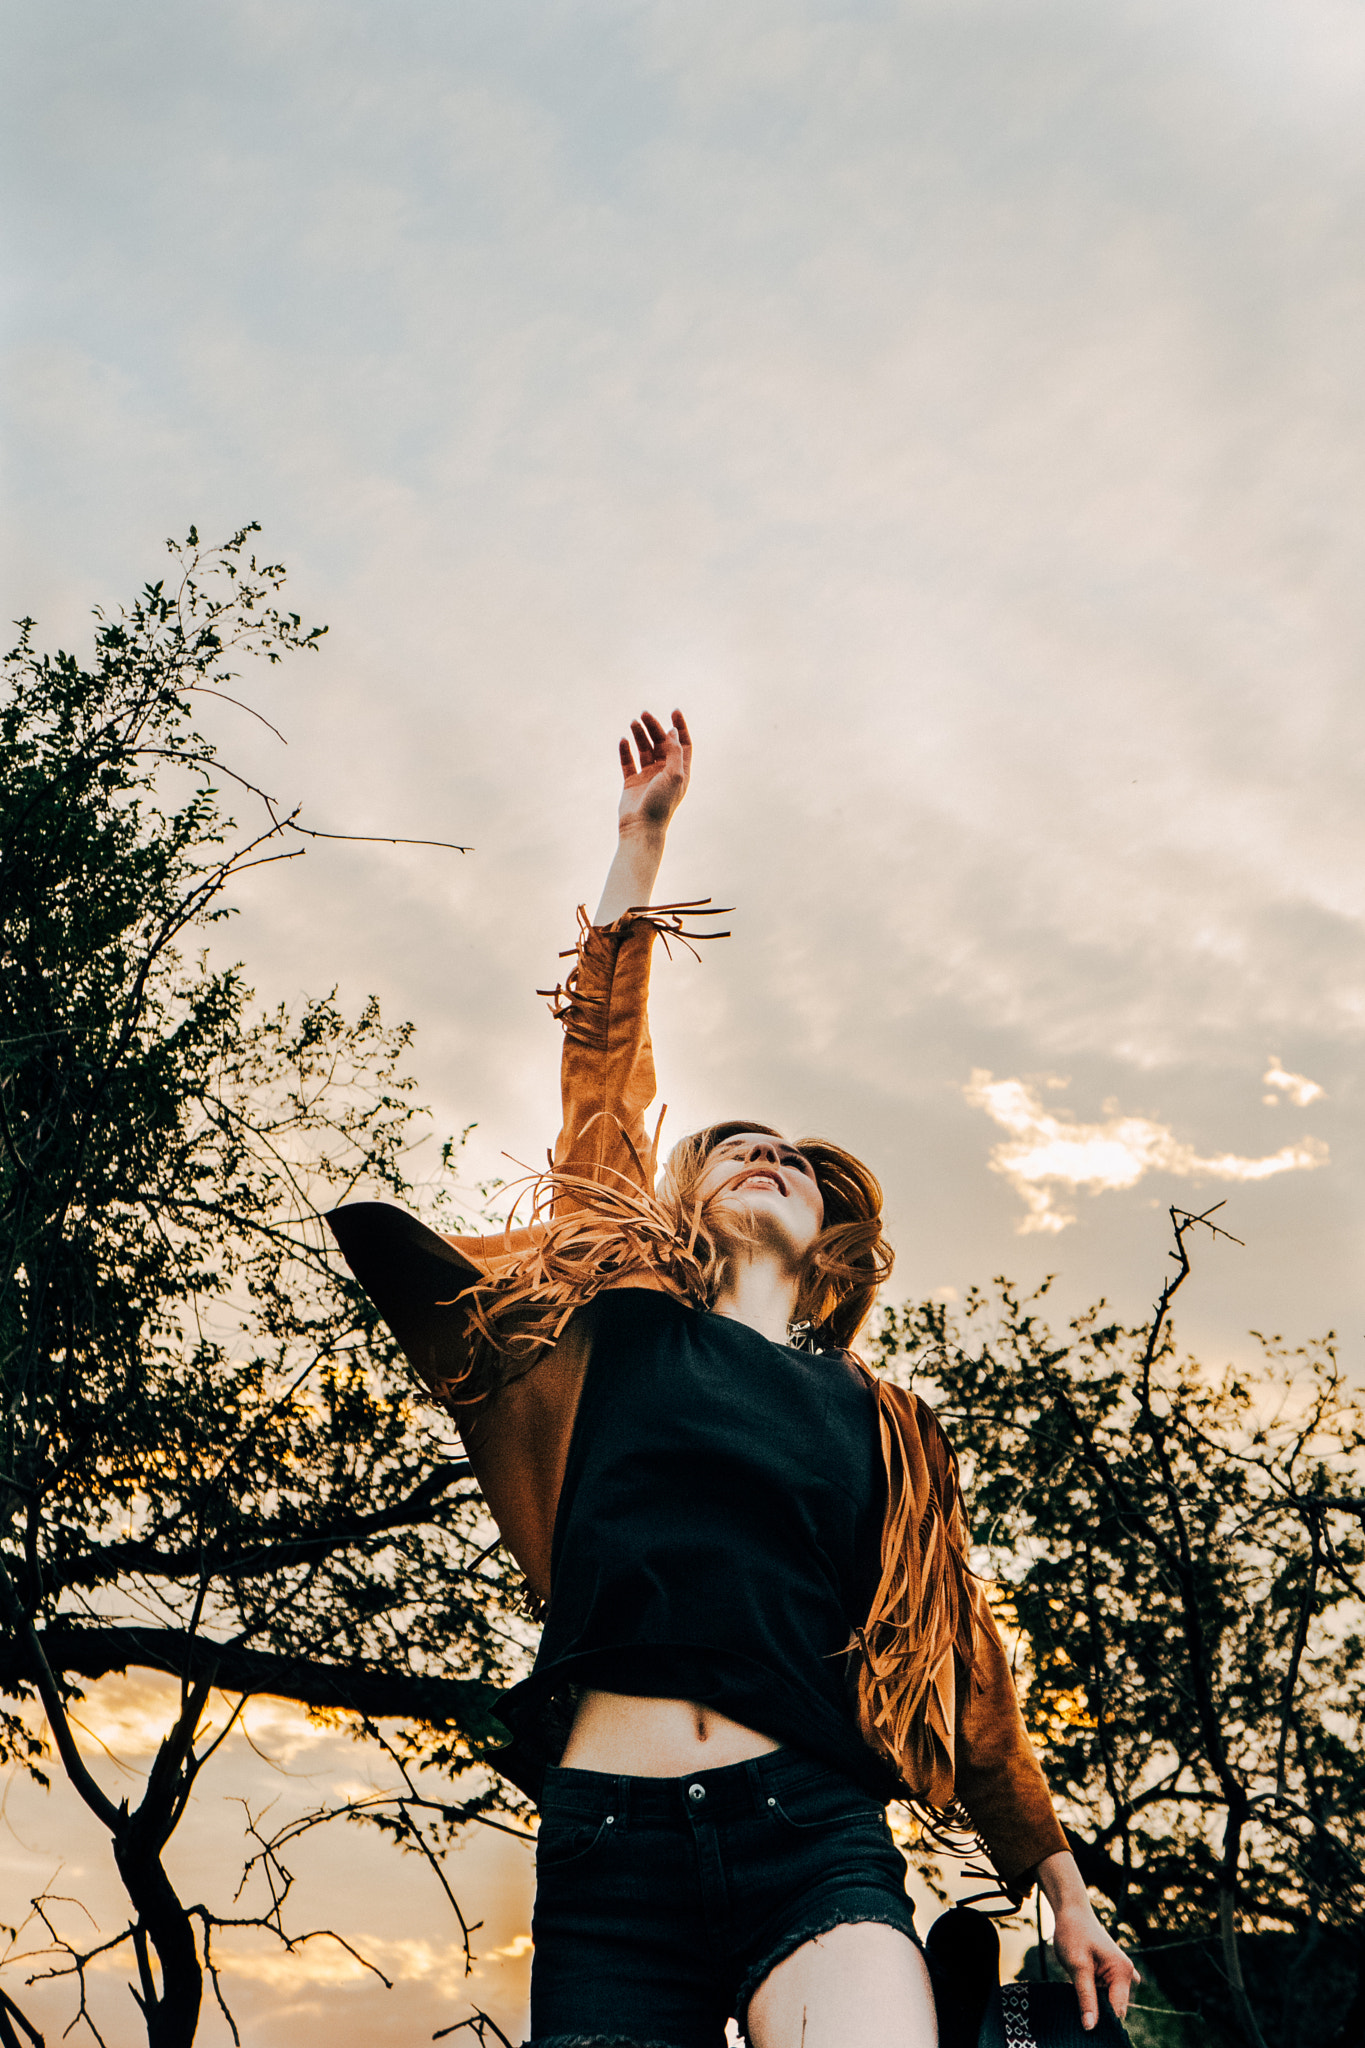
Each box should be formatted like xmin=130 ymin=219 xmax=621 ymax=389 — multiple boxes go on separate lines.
xmin=712 ymin=1198 xmax=816 ymax=1261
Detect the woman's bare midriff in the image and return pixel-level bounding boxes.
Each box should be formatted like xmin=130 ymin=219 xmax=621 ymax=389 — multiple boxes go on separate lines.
xmin=559 ymin=1690 xmax=781 ymax=1776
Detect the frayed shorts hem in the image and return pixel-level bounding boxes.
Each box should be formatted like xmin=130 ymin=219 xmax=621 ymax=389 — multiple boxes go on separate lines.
xmin=733 ymin=1903 xmax=924 ymax=2035
xmin=524 ymin=2036 xmax=681 ymax=2047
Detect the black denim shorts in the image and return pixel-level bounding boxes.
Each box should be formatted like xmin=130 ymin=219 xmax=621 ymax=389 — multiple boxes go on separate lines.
xmin=527 ymin=1747 xmax=921 ymax=2048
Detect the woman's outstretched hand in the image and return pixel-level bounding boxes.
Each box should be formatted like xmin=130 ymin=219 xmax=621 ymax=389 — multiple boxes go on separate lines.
xmin=617 ymin=708 xmax=691 ymax=838
xmin=594 ymin=708 xmax=692 ymax=926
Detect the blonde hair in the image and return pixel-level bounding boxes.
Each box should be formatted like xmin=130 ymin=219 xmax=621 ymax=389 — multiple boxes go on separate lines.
xmin=658 ymin=1121 xmax=894 ymax=1351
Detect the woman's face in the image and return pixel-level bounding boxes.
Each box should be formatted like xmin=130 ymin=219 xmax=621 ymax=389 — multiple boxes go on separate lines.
xmin=694 ymin=1132 xmax=825 ymax=1261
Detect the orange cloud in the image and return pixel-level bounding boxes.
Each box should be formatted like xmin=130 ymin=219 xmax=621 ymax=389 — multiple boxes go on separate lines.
xmin=965 ymin=1071 xmax=1328 ymax=1233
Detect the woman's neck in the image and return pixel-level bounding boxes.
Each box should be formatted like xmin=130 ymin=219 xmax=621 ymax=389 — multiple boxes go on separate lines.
xmin=712 ymin=1256 xmax=800 ymax=1346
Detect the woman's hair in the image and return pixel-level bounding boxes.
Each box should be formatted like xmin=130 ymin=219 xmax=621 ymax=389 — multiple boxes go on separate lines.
xmin=657 ymin=1120 xmax=894 ymax=1352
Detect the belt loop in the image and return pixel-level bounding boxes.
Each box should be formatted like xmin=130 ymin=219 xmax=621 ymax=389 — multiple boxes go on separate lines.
xmin=744 ymin=1756 xmax=765 ymax=1814
xmin=616 ymin=1772 xmax=630 ymax=1825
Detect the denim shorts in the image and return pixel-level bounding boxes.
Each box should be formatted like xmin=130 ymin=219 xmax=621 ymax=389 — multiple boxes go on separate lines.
xmin=527 ymin=1747 xmax=921 ymax=2048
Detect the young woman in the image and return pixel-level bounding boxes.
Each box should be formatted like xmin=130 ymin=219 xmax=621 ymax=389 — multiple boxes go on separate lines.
xmin=329 ymin=711 xmax=1137 ymax=2048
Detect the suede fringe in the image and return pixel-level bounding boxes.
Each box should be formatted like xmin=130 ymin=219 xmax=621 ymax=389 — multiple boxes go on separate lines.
xmin=538 ymin=899 xmax=732 ymax=1023
xmin=428 ymin=1165 xmax=706 ymax=1406
xmin=847 ymin=1374 xmax=981 ymax=1811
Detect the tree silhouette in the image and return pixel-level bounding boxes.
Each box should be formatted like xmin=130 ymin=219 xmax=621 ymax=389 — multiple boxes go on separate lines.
xmin=875 ymin=1211 xmax=1365 ymax=2048
xmin=0 ymin=531 xmax=526 ymax=2047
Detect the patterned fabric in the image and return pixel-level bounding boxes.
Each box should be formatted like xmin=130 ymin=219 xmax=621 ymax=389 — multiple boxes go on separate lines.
xmin=1002 ymin=1983 xmax=1039 ymax=2046
xmin=978 ymin=1980 xmax=1132 ymax=2048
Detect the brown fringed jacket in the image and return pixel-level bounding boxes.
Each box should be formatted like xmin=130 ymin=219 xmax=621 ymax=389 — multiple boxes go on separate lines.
xmin=327 ymin=907 xmax=1067 ymax=1885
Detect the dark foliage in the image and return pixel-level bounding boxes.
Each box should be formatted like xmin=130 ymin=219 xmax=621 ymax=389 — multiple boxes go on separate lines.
xmin=0 ymin=531 xmax=525 ymax=2047
xmin=873 ymin=1212 xmax=1365 ymax=2048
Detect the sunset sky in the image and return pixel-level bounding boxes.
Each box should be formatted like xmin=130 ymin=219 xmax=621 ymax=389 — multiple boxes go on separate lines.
xmin=5 ymin=0 xmax=1365 ymax=2038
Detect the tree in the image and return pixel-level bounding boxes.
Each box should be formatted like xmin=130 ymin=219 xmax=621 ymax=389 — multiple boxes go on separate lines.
xmin=0 ymin=531 xmax=527 ymax=2047
xmin=874 ymin=1210 xmax=1365 ymax=2048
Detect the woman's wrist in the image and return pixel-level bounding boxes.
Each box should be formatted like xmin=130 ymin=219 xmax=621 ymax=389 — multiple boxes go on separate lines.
xmin=616 ymin=817 xmax=667 ymax=852
xmin=594 ymin=825 xmax=667 ymax=926
xmin=1037 ymin=1850 xmax=1092 ymax=1915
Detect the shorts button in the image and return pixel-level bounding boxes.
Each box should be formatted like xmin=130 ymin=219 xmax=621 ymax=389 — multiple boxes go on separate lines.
xmin=688 ymin=1782 xmax=705 ymax=1803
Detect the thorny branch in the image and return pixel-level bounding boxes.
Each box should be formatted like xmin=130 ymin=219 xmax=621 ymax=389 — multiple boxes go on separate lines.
xmin=434 ymin=2008 xmax=517 ymax=2046
xmin=0 ymin=1987 xmax=45 ymax=2048
xmin=9 ymin=1883 xmax=392 ymax=2048
xmin=233 ymin=1720 xmax=534 ymax=1979
xmin=10 ymin=1893 xmax=130 ymax=2048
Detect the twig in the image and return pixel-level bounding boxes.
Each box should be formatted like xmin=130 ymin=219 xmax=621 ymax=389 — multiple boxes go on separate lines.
xmin=287 ymin=823 xmax=471 ymax=854
xmin=0 ymin=1988 xmax=45 ymax=2046
xmin=434 ymin=2008 xmax=516 ymax=2046
xmin=1275 ymin=1507 xmax=1321 ymax=1797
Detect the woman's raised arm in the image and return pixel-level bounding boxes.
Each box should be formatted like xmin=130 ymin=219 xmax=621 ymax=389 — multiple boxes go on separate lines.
xmin=550 ymin=709 xmax=694 ymax=1204
xmin=593 ymin=709 xmax=692 ymax=926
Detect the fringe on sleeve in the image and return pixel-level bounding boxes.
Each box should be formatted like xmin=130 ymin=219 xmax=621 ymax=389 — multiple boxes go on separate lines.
xmin=537 ymin=898 xmax=732 ymax=1021
xmin=431 ymin=1166 xmax=706 ymax=1407
xmin=850 ymin=1377 xmax=981 ymax=1816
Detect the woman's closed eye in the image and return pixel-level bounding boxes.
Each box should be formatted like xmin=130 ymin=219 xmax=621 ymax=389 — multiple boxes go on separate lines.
xmin=779 ymin=1149 xmax=816 ymax=1179
xmin=714 ymin=1141 xmax=815 ymax=1180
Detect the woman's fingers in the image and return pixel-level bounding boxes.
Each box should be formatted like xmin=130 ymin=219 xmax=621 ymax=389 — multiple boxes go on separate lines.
xmin=1072 ymin=1942 xmax=1139 ymax=2028
xmin=1099 ymin=1948 xmax=1139 ymax=2021
xmin=1053 ymin=1905 xmax=1139 ymax=2031
xmin=617 ymin=708 xmax=691 ymax=816
xmin=628 ymin=711 xmax=683 ymax=771
xmin=1070 ymin=1954 xmax=1099 ymax=2032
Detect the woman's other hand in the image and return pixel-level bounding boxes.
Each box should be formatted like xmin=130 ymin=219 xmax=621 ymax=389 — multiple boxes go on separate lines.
xmin=1051 ymin=1900 xmax=1139 ymax=2028
xmin=618 ymin=708 xmax=691 ymax=839
xmin=594 ymin=708 xmax=692 ymax=925
xmin=1037 ymin=1851 xmax=1140 ymax=2029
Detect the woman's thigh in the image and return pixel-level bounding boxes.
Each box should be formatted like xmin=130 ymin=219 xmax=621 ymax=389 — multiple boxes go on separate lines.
xmin=745 ymin=1922 xmax=938 ymax=2048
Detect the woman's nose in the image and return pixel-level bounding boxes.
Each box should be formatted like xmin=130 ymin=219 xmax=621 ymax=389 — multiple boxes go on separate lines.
xmin=747 ymin=1141 xmax=780 ymax=1162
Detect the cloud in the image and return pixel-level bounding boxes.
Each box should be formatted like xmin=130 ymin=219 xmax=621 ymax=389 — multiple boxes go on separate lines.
xmin=965 ymin=1071 xmax=1329 ymax=1232
xmin=60 ymin=1671 xmax=347 ymax=1766
xmin=134 ymin=1934 xmax=467 ymax=1992
xmin=1263 ymin=1057 xmax=1326 ymax=1107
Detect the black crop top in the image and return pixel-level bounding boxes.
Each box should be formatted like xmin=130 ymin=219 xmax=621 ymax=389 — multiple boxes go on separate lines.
xmin=496 ymin=1288 xmax=901 ymax=1801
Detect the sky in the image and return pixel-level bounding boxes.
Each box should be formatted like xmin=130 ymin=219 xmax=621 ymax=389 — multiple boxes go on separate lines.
xmin=4 ymin=0 xmax=1365 ymax=2038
